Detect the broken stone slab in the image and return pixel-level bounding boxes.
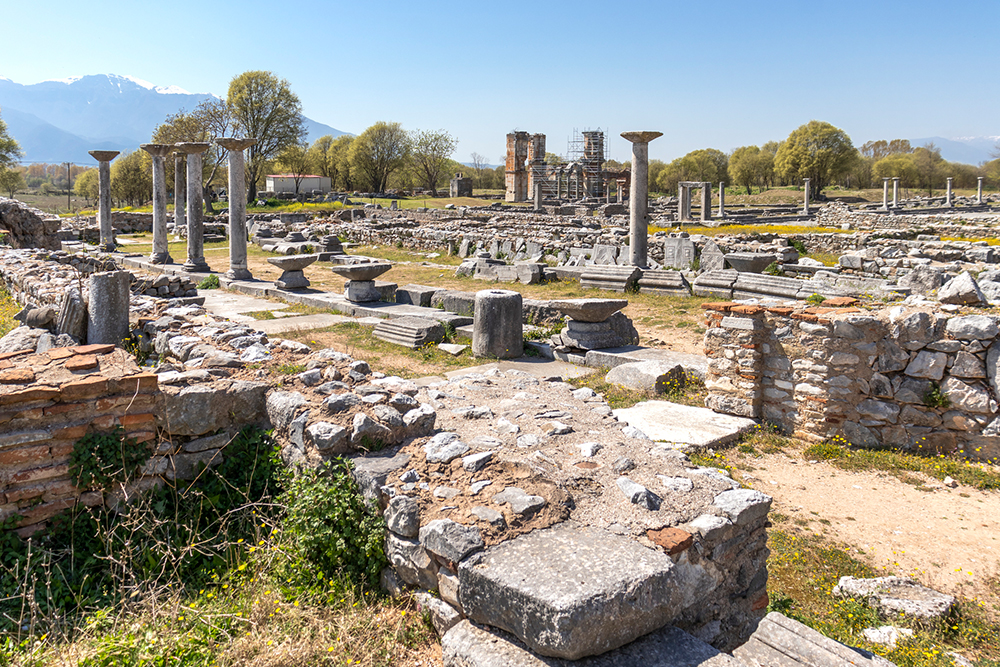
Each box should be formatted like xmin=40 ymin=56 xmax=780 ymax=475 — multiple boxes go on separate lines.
xmin=373 ymin=316 xmax=444 ymax=349
xmin=616 ymin=477 xmax=662 ymax=510
xmin=579 ymin=265 xmax=642 ymax=293
xmin=612 ymin=401 xmax=756 ymax=449
xmin=441 ymin=620 xmax=746 ymax=667
xmin=424 ymin=432 xmax=470 ymax=463
xmin=549 ymin=298 xmax=628 ymax=323
xmin=898 ymin=264 xmax=944 ymax=296
xmin=724 ymin=252 xmax=777 ymax=274
xmin=349 ymin=448 xmax=411 ymax=504
xmin=415 ymin=591 xmax=462 ymax=636
xmin=733 ymin=612 xmax=896 ymax=667
xmin=637 ymin=269 xmax=692 ymax=296
xmin=938 ymin=271 xmax=986 ymax=305
xmin=491 ymin=486 xmax=546 ymax=515
xmin=458 ymin=522 xmax=685 ymax=660
xmin=605 ymin=361 xmax=685 ymax=394
xmin=712 ymin=489 xmax=771 ymax=525
xmin=692 ymin=269 xmax=739 ymax=299
xmin=385 ymin=494 xmax=420 ymax=537
xmin=833 ymin=576 xmax=956 ymax=620
xmin=395 ymin=284 xmax=440 ymax=307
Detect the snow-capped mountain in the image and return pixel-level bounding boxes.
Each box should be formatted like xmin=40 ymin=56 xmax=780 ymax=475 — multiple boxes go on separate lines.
xmin=0 ymin=74 xmax=345 ymax=163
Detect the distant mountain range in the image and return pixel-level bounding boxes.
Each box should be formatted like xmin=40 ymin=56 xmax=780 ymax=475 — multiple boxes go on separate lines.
xmin=0 ymin=74 xmax=348 ymax=164
xmin=910 ymin=136 xmax=999 ymax=166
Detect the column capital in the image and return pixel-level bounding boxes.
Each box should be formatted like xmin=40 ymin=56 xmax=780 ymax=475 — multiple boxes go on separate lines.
xmin=216 ymin=137 xmax=257 ymax=151
xmin=89 ymin=150 xmax=120 ymax=162
xmin=175 ymin=142 xmax=211 ymax=155
xmin=140 ymin=143 xmax=174 ymax=158
xmin=620 ymin=131 xmax=663 ymax=144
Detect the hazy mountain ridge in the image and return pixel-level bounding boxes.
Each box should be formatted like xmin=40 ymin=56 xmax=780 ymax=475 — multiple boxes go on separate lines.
xmin=0 ymin=74 xmax=346 ymax=164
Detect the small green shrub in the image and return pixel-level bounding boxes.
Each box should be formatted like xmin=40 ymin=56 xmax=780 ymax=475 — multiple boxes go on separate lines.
xmin=763 ymin=262 xmax=784 ymax=276
xmin=805 ymin=293 xmax=827 ymax=306
xmin=277 ymin=363 xmax=306 ymax=375
xmin=197 ymin=274 xmax=220 ymax=290
xmin=280 ymin=459 xmax=387 ymax=586
xmin=789 ymin=238 xmax=808 ymax=255
xmin=923 ymin=382 xmax=950 ymax=409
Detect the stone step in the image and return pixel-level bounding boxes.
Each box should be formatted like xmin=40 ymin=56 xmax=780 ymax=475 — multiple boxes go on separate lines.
xmin=732 ymin=612 xmax=897 ymax=667
xmin=372 ymin=316 xmax=444 ymax=349
xmin=442 ymin=620 xmax=748 ymax=666
xmin=457 ymin=521 xmax=688 ymax=660
xmin=580 ymin=265 xmax=641 ymax=292
xmin=637 ymin=269 xmax=692 ymax=296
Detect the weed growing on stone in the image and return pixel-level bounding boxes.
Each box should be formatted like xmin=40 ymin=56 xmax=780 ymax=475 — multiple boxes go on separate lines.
xmin=276 ymin=363 xmax=307 ymax=375
xmin=197 ymin=274 xmax=220 ymax=290
xmin=0 ymin=284 xmax=18 ymax=338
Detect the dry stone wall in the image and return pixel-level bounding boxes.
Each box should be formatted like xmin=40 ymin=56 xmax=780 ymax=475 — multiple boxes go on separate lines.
xmin=703 ymin=301 xmax=1000 ymax=461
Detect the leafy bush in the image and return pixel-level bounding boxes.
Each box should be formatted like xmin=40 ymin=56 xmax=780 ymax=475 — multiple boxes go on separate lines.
xmin=197 ymin=274 xmax=220 ymax=289
xmin=280 ymin=459 xmax=387 ymax=587
xmin=805 ymin=293 xmax=827 ymax=306
xmin=789 ymin=238 xmax=808 ymax=255
xmin=763 ymin=261 xmax=784 ymax=276
xmin=69 ymin=426 xmax=151 ymax=490
xmin=923 ymin=382 xmax=950 ymax=409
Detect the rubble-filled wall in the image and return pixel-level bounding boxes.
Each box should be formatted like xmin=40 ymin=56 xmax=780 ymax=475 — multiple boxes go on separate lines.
xmin=703 ymin=302 xmax=1000 ymax=461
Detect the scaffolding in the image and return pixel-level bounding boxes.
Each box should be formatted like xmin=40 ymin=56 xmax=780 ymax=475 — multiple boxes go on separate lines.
xmin=566 ymin=127 xmax=609 ymax=199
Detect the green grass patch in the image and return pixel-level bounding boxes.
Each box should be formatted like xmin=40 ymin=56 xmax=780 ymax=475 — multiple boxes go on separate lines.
xmin=803 ymin=436 xmax=1000 ymax=490
xmin=767 ymin=528 xmax=1000 ymax=665
xmin=0 ymin=284 xmax=18 ymax=339
xmin=567 ymin=372 xmax=706 ymax=411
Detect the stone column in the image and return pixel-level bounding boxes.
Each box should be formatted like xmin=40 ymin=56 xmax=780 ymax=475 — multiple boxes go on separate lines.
xmin=174 ymin=153 xmax=187 ymax=232
xmin=700 ymin=182 xmax=711 ymax=222
xmin=176 ymin=142 xmax=212 ymax=273
xmin=534 ymin=182 xmax=543 ymax=210
xmin=140 ymin=143 xmax=174 ymax=264
xmin=802 ymin=178 xmax=811 ymax=215
xmin=718 ymin=181 xmax=725 ymax=218
xmin=978 ymin=177 xmax=984 ymax=204
xmin=217 ymin=137 xmax=256 ymax=280
xmin=881 ymin=177 xmax=890 ymax=211
xmin=87 ymin=270 xmax=131 ymax=345
xmin=892 ymin=177 xmax=900 ymax=207
xmin=88 ymin=150 xmax=119 ymax=252
xmin=616 ymin=181 xmax=624 ymax=204
xmin=472 ymin=289 xmax=522 ymax=359
xmin=621 ymin=131 xmax=662 ymax=267
xmin=946 ymin=177 xmax=954 ymax=207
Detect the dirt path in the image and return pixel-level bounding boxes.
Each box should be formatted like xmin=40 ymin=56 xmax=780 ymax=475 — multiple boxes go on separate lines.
xmin=732 ymin=450 xmax=1000 ymax=599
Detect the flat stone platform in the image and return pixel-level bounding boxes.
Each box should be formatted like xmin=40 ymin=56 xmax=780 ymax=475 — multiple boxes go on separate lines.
xmin=612 ymin=401 xmax=756 ymax=449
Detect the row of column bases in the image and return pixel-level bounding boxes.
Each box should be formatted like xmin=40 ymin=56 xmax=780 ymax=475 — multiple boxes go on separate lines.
xmin=88 ymin=137 xmax=257 ymax=281
xmin=879 ymin=176 xmax=986 ymax=211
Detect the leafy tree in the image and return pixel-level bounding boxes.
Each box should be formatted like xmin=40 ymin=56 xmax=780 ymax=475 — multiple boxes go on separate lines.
xmin=74 ymin=168 xmax=99 ymax=202
xmin=348 ymin=121 xmax=411 ymax=193
xmin=912 ymin=143 xmax=944 ymax=195
xmin=0 ymin=108 xmax=22 ymax=170
xmin=775 ymin=121 xmax=858 ymax=196
xmin=275 ymin=142 xmax=312 ymax=194
xmin=984 ymin=158 xmax=1000 ymax=189
xmin=227 ymin=70 xmax=306 ymax=202
xmin=410 ymin=129 xmax=457 ymax=196
xmin=470 ymin=152 xmax=490 ymax=189
xmin=110 ymin=150 xmax=152 ymax=207
xmin=729 ymin=146 xmax=761 ymax=194
xmin=873 ymin=153 xmax=919 ymax=188
xmin=0 ymin=167 xmax=24 ymax=197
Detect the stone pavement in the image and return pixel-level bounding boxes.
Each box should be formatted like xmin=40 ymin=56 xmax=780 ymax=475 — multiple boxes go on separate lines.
xmin=612 ymin=401 xmax=757 ymax=449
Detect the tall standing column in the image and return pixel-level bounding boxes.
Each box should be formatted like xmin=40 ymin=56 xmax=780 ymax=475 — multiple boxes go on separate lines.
xmin=802 ymin=178 xmax=811 ymax=215
xmin=700 ymin=182 xmax=711 ymax=222
xmin=616 ymin=181 xmax=624 ymax=204
xmin=217 ymin=137 xmax=256 ymax=280
xmin=881 ymin=177 xmax=890 ymax=211
xmin=176 ymin=142 xmax=212 ymax=272
xmin=946 ymin=177 xmax=954 ymax=207
xmin=977 ymin=177 xmax=984 ymax=204
xmin=892 ymin=177 xmax=900 ymax=207
xmin=173 ymin=152 xmax=187 ymax=233
xmin=718 ymin=181 xmax=725 ymax=218
xmin=88 ymin=150 xmax=119 ymax=252
xmin=140 ymin=144 xmax=174 ymax=264
xmin=621 ymin=131 xmax=662 ymax=267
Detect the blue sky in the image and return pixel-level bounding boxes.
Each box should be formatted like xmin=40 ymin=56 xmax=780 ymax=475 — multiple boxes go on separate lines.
xmin=3 ymin=0 xmax=996 ymax=163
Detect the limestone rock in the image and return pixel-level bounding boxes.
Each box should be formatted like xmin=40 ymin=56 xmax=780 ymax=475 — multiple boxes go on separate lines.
xmin=938 ymin=271 xmax=986 ymax=305
xmin=834 ymin=576 xmax=956 ymax=620
xmin=605 ymin=361 xmax=685 ymax=394
xmin=419 ymin=518 xmax=483 ymax=563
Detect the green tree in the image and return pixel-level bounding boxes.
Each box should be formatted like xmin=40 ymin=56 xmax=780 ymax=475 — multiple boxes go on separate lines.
xmin=152 ymin=107 xmax=228 ymax=210
xmin=110 ymin=150 xmax=152 ymax=207
xmin=227 ymin=71 xmax=306 ymax=202
xmin=410 ymin=129 xmax=457 ymax=196
xmin=275 ymin=142 xmax=312 ymax=194
xmin=0 ymin=167 xmax=24 ymax=197
xmin=729 ymin=146 xmax=762 ymax=194
xmin=73 ymin=168 xmax=99 ymax=202
xmin=348 ymin=121 xmax=411 ymax=193
xmin=0 ymin=108 xmax=21 ymax=170
xmin=470 ymin=152 xmax=491 ymax=190
xmin=912 ymin=143 xmax=944 ymax=195
xmin=775 ymin=121 xmax=858 ymax=196
xmin=873 ymin=153 xmax=919 ymax=188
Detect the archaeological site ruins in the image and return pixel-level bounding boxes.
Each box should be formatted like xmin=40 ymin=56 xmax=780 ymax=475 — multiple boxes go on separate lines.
xmin=1 ymin=129 xmax=998 ymax=666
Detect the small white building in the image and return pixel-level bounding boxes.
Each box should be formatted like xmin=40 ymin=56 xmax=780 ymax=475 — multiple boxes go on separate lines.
xmin=265 ymin=174 xmax=332 ymax=194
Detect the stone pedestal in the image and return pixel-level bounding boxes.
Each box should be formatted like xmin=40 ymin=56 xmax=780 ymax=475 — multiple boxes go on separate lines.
xmin=946 ymin=177 xmax=954 ymax=207
xmin=330 ymin=262 xmax=392 ymax=302
xmin=88 ymin=150 xmax=119 ymax=252
xmin=549 ymin=298 xmax=629 ymax=351
xmin=176 ymin=142 xmax=212 ymax=273
xmin=560 ymin=319 xmax=625 ymax=350
xmin=880 ymin=177 xmax=890 ymax=211
xmin=140 ymin=144 xmax=174 ymax=264
xmin=802 ymin=178 xmax=811 ymax=215
xmin=892 ymin=177 xmax=900 ymax=208
xmin=217 ymin=137 xmax=256 ymax=280
xmin=621 ymin=131 xmax=662 ymax=268
xmin=87 ymin=270 xmax=131 ymax=345
xmin=473 ymin=289 xmax=522 ymax=359
xmin=344 ymin=280 xmax=381 ymax=302
xmin=267 ymin=254 xmax=316 ymax=290
xmin=173 ymin=153 xmax=187 ymax=232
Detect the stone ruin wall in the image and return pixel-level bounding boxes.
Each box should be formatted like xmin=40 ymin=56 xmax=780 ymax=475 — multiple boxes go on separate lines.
xmin=703 ymin=302 xmax=1000 ymax=462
